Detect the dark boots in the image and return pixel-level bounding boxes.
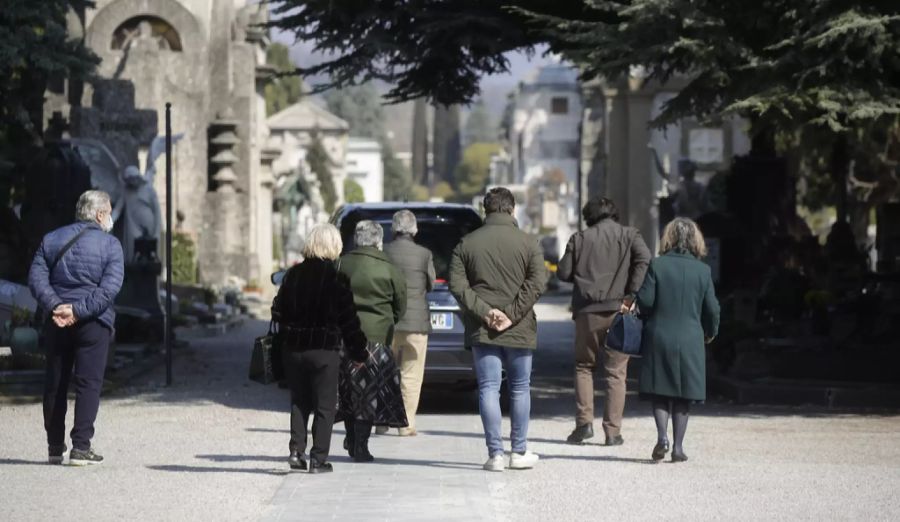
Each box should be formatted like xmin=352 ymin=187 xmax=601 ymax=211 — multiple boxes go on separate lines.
xmin=566 ymin=423 xmax=594 ymax=444
xmin=345 ymin=420 xmax=374 ymax=462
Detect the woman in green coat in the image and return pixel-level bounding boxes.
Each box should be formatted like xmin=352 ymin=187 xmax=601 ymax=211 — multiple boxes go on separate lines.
xmin=636 ymin=218 xmax=720 ymax=463
xmin=337 ymin=220 xmax=407 ymax=462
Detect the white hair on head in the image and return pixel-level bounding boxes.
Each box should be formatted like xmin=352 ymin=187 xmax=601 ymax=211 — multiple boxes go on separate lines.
xmin=75 ymin=190 xmax=111 ymax=222
xmin=392 ymin=209 xmax=418 ymax=236
xmin=355 ymin=220 xmax=384 ymax=250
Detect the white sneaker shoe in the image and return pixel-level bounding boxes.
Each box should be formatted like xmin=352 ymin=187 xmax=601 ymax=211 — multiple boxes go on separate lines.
xmin=509 ymin=451 xmax=539 ymax=470
xmin=483 ymin=454 xmax=505 ymax=472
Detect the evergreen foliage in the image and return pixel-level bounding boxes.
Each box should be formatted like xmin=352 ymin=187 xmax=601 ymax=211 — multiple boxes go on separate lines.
xmin=0 ymin=0 xmax=98 ymax=137
xmin=464 ymin=100 xmax=497 ymax=146
xmin=171 ymin=232 xmax=197 ymax=285
xmin=344 ymin=178 xmax=365 ymax=203
xmin=306 ymin=132 xmax=337 ymax=213
xmin=383 ymin=139 xmax=412 ymax=201
xmin=324 ymin=82 xmax=412 ymax=201
xmin=456 ymin=142 xmax=501 ymax=199
xmin=265 ymin=43 xmax=303 ymax=116
xmin=433 ymin=104 xmax=462 ymax=187
xmin=325 ymin=83 xmax=386 ymax=140
xmin=267 ymin=1 xmax=597 ymax=104
xmin=432 ymin=181 xmax=456 ymax=201
xmin=271 ymin=0 xmax=900 ymax=228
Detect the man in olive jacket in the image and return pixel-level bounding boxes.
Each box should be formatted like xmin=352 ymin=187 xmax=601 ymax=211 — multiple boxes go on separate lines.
xmin=450 ymin=187 xmax=547 ymax=472
xmin=384 ymin=210 xmax=436 ymax=436
xmin=557 ymin=197 xmax=651 ymax=446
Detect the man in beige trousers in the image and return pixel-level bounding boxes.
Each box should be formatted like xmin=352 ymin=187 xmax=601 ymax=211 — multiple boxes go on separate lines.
xmin=383 ymin=210 xmax=436 ymax=436
xmin=557 ymin=197 xmax=650 ymax=446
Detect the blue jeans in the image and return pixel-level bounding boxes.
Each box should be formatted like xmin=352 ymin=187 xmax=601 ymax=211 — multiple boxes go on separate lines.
xmin=472 ymin=344 xmax=533 ymax=457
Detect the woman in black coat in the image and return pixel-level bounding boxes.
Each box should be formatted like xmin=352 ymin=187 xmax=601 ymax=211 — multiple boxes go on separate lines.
xmin=274 ymin=224 xmax=368 ymax=474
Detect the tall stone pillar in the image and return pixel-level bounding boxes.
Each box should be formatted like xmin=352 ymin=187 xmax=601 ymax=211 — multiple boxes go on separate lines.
xmin=202 ymin=110 xmax=241 ymax=286
xmin=258 ymin=147 xmax=280 ymax=297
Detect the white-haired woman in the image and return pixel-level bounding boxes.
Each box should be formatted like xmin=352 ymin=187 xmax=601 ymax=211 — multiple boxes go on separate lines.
xmin=636 ymin=217 xmax=720 ymax=463
xmin=337 ymin=220 xmax=408 ymax=462
xmin=274 ymin=224 xmax=368 ymax=474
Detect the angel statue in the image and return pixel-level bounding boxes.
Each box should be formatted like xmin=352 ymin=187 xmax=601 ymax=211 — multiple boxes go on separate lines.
xmin=71 ymin=134 xmax=184 ymax=263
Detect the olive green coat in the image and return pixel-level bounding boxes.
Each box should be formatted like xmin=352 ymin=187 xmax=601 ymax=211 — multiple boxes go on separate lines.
xmin=636 ymin=252 xmax=720 ymax=401
xmin=449 ymin=212 xmax=547 ymax=349
xmin=338 ymin=246 xmax=407 ymax=345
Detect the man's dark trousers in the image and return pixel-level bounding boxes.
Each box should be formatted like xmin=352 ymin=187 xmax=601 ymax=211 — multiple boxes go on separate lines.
xmin=43 ymin=320 xmax=111 ymax=451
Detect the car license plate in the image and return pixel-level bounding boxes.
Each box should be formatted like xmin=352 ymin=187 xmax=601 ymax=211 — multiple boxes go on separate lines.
xmin=430 ymin=312 xmax=453 ymax=330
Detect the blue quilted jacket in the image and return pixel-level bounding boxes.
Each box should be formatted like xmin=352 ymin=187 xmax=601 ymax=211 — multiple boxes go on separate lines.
xmin=28 ymin=222 xmax=125 ymax=330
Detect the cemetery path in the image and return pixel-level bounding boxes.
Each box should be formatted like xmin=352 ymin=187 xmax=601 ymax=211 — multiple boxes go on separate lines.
xmin=1 ymin=296 xmax=899 ymax=521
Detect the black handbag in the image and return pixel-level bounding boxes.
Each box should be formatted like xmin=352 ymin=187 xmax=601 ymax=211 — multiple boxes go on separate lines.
xmin=605 ymin=311 xmax=643 ymax=357
xmin=249 ymin=320 xmax=284 ymax=384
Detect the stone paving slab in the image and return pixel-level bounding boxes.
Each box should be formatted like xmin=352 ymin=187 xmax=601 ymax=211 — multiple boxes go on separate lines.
xmin=261 ymin=414 xmax=511 ymax=522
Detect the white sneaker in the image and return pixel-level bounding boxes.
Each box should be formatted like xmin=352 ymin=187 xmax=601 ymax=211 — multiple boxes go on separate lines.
xmin=483 ymin=454 xmax=505 ymax=472
xmin=509 ymin=451 xmax=539 ymax=470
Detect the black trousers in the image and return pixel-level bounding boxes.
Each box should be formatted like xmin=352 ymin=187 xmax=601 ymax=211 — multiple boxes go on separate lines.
xmin=283 ymin=348 xmax=340 ymax=464
xmin=43 ymin=320 xmax=111 ymax=451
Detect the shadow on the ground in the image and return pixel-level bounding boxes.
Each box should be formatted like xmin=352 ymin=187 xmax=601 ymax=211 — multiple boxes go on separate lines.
xmin=146 ymin=464 xmax=289 ymax=476
xmin=418 ymin=428 xmax=610 ymax=448
xmin=0 ymin=458 xmax=49 ymax=466
xmin=541 ymin=453 xmax=657 ymax=465
xmin=191 ymin=453 xmax=481 ymax=471
xmin=196 ymin=454 xmax=285 ymax=463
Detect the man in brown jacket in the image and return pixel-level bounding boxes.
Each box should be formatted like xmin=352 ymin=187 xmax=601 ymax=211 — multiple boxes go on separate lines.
xmin=450 ymin=187 xmax=547 ymax=472
xmin=557 ymin=197 xmax=651 ymax=446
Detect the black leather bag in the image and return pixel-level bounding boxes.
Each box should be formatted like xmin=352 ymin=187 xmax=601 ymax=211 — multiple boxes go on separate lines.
xmin=336 ymin=341 xmax=408 ymax=428
xmin=249 ymin=320 xmax=284 ymax=385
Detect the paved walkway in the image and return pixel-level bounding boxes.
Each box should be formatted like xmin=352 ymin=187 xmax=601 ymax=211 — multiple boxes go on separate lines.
xmin=1 ymin=297 xmax=899 ymax=521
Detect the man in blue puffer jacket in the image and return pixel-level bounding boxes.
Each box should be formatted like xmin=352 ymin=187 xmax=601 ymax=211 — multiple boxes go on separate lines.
xmin=29 ymin=190 xmax=124 ymax=466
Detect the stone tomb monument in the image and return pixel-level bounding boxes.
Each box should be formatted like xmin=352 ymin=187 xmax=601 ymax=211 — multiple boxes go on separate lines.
xmin=71 ymin=79 xmax=165 ymax=341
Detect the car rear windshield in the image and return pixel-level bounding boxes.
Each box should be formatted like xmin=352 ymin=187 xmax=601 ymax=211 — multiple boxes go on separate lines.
xmin=336 ymin=207 xmax=482 ymax=281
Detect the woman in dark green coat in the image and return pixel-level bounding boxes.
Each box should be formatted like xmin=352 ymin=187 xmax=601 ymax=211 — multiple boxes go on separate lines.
xmin=636 ymin=218 xmax=720 ymax=463
xmin=337 ymin=220 xmax=407 ymax=462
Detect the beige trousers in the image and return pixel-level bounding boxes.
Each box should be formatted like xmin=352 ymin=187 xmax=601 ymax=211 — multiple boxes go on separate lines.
xmin=574 ymin=312 xmax=630 ymax=437
xmin=391 ymin=331 xmax=428 ymax=432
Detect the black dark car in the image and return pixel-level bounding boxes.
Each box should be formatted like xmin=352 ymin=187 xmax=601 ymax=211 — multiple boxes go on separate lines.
xmin=329 ymin=202 xmax=482 ymax=390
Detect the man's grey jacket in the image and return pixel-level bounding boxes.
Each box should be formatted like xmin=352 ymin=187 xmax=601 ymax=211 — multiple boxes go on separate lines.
xmin=28 ymin=222 xmax=125 ymax=330
xmin=385 ymin=234 xmax=436 ymax=334
xmin=557 ymin=218 xmax=651 ymax=317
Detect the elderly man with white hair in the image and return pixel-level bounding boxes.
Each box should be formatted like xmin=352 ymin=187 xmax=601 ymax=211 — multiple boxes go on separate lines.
xmin=337 ymin=220 xmax=407 ymax=461
xmin=29 ymin=190 xmax=124 ymax=466
xmin=383 ymin=210 xmax=436 ymax=436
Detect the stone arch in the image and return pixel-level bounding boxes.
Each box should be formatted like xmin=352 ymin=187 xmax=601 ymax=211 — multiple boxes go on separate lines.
xmin=112 ymin=15 xmax=183 ymax=51
xmin=87 ymin=0 xmax=203 ymax=54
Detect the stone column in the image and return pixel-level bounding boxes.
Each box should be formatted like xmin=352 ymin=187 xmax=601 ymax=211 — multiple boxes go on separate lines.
xmin=258 ymin=147 xmax=280 ymax=297
xmin=203 ymin=110 xmax=241 ymax=286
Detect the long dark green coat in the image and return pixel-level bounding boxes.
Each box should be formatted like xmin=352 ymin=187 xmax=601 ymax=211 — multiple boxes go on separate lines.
xmin=338 ymin=246 xmax=407 ymax=345
xmin=636 ymin=251 xmax=720 ymax=401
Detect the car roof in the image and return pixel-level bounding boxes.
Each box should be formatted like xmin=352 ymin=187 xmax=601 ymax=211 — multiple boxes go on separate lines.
xmin=336 ymin=202 xmax=477 ymax=212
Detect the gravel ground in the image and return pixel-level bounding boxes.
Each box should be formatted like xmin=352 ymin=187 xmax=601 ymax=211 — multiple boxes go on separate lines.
xmin=2 ymin=297 xmax=899 ymax=521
